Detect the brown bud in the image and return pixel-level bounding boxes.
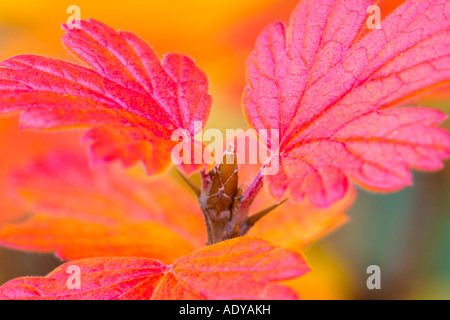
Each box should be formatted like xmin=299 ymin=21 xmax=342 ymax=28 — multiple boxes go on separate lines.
xmin=195 ymin=144 xmax=286 ymax=245
xmin=205 ymin=144 xmax=238 ymax=215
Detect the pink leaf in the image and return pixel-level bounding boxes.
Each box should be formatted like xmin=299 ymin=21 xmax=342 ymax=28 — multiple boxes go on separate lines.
xmin=0 ymin=19 xmax=212 ymax=175
xmin=243 ymin=0 xmax=450 ymax=207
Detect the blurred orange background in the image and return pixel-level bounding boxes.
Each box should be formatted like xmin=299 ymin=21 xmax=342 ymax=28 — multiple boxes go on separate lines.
xmin=0 ymin=0 xmax=449 ymax=299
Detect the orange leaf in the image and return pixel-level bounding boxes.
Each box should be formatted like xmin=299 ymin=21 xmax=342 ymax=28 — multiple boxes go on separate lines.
xmin=0 ymin=118 xmax=81 ymax=225
xmin=0 ymin=139 xmax=351 ymax=262
xmin=249 ymin=189 xmax=353 ymax=250
xmin=0 ymin=151 xmax=206 ymax=263
xmin=0 ymin=237 xmax=309 ymax=300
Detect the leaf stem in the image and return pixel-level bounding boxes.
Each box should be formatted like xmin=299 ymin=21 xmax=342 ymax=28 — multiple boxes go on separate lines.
xmin=174 ymin=167 xmax=201 ymax=197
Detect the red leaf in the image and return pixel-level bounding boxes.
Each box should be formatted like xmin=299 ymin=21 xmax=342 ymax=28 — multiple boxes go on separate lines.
xmin=0 ymin=19 xmax=212 ymax=175
xmin=243 ymin=0 xmax=450 ymax=207
xmin=0 ymin=237 xmax=309 ymax=300
xmin=0 ymin=151 xmax=206 ymax=263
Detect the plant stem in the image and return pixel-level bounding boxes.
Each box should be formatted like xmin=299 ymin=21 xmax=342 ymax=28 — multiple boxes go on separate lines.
xmin=174 ymin=150 xmax=287 ymax=245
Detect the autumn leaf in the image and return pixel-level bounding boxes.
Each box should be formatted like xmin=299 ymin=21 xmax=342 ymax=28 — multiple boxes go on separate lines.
xmin=243 ymin=0 xmax=450 ymax=207
xmin=0 ymin=118 xmax=81 ymax=226
xmin=0 ymin=237 xmax=309 ymax=300
xmin=0 ymin=151 xmax=206 ymax=264
xmin=248 ymin=188 xmax=353 ymax=250
xmin=223 ymin=130 xmax=353 ymax=249
xmin=0 ymin=19 xmax=212 ymax=175
xmin=0 ymin=142 xmax=351 ymax=262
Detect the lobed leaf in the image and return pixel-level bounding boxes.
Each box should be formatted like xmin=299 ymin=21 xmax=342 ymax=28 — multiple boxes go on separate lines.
xmin=0 ymin=19 xmax=212 ymax=175
xmin=243 ymin=0 xmax=450 ymax=207
xmin=0 ymin=237 xmax=309 ymax=300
